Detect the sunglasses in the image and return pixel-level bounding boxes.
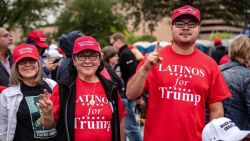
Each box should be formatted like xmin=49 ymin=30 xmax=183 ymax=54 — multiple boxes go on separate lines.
xmin=18 ymin=58 xmax=37 ymax=65
xmin=110 ymin=40 xmax=117 ymax=46
xmin=0 ymin=33 xmax=12 ymax=38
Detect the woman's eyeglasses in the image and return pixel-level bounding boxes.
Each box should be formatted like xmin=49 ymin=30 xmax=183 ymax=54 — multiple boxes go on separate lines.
xmin=76 ymin=53 xmax=100 ymax=61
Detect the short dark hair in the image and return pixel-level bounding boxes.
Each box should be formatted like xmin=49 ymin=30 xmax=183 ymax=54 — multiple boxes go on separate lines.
xmin=102 ymin=46 xmax=118 ymax=63
xmin=109 ymin=32 xmax=126 ymax=43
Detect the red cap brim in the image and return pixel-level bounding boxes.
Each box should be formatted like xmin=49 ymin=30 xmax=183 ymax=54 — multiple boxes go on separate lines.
xmin=73 ymin=48 xmax=101 ymax=55
xmin=15 ymin=55 xmax=39 ymax=63
xmin=35 ymin=41 xmax=48 ymax=48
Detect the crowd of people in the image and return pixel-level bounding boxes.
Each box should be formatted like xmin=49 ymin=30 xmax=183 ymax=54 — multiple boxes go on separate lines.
xmin=0 ymin=4 xmax=250 ymax=141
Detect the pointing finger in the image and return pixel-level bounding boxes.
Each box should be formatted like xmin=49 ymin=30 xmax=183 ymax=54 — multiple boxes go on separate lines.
xmin=154 ymin=40 xmax=160 ymax=52
xmin=44 ymin=89 xmax=48 ymax=95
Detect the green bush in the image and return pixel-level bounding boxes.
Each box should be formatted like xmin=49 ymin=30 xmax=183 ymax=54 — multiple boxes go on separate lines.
xmin=209 ymin=32 xmax=234 ymax=40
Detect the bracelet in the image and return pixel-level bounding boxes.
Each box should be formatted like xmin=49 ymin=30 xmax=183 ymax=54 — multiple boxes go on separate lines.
xmin=35 ymin=119 xmax=41 ymax=126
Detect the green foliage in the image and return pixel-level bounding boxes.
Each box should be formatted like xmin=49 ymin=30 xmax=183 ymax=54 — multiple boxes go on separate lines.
xmin=0 ymin=0 xmax=60 ymax=34
xmin=123 ymin=30 xmax=156 ymax=44
xmin=56 ymin=0 xmax=126 ymax=47
xmin=118 ymin=0 xmax=250 ymax=32
xmin=209 ymin=32 xmax=234 ymax=40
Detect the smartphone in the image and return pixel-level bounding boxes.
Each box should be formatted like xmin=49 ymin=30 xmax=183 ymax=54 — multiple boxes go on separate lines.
xmin=52 ymin=58 xmax=60 ymax=64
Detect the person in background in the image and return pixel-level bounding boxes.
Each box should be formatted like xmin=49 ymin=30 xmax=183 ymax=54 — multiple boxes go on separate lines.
xmin=0 ymin=27 xmax=13 ymax=87
xmin=56 ymin=30 xmax=84 ymax=81
xmin=202 ymin=117 xmax=250 ymax=141
xmin=102 ymin=46 xmax=125 ymax=97
xmin=44 ymin=48 xmax=63 ymax=81
xmin=211 ymin=37 xmax=227 ymax=64
xmin=220 ymin=35 xmax=250 ymax=130
xmin=48 ymin=44 xmax=59 ymax=51
xmin=219 ymin=47 xmax=230 ymax=65
xmin=219 ymin=55 xmax=230 ymax=65
xmin=38 ymin=36 xmax=126 ymax=141
xmin=0 ymin=43 xmax=57 ymax=141
xmin=110 ymin=32 xmax=142 ymax=141
xmin=26 ymin=29 xmax=58 ymax=79
xmin=102 ymin=46 xmax=119 ymax=69
xmin=126 ymin=5 xmax=231 ymax=141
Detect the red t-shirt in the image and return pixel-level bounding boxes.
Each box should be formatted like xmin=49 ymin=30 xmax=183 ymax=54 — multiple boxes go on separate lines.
xmin=137 ymin=46 xmax=231 ymax=141
xmin=219 ymin=55 xmax=230 ymax=65
xmin=51 ymin=77 xmax=125 ymax=141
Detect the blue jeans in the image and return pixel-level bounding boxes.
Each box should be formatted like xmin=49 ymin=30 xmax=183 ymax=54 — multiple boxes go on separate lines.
xmin=122 ymin=99 xmax=142 ymax=141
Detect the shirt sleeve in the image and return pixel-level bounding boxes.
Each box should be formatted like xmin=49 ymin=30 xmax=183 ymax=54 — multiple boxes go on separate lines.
xmin=50 ymin=84 xmax=60 ymax=122
xmin=207 ymin=65 xmax=231 ymax=104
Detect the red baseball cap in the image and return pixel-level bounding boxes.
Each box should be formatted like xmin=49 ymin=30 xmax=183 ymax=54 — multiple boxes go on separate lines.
xmin=171 ymin=5 xmax=200 ymax=22
xmin=27 ymin=29 xmax=48 ymax=48
xmin=13 ymin=43 xmax=40 ymax=63
xmin=73 ymin=36 xmax=101 ymax=55
xmin=214 ymin=37 xmax=222 ymax=46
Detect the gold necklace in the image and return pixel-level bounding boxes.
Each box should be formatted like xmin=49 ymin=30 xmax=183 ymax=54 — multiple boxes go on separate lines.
xmin=79 ymin=79 xmax=97 ymax=106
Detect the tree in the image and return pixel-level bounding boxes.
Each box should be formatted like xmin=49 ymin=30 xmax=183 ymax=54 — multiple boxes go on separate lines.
xmin=0 ymin=0 xmax=60 ymax=34
xmin=118 ymin=0 xmax=250 ymax=32
xmin=124 ymin=31 xmax=156 ymax=44
xmin=56 ymin=0 xmax=126 ymax=46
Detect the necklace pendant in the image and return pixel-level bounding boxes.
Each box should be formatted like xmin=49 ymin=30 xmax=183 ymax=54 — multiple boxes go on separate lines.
xmin=89 ymin=99 xmax=95 ymax=106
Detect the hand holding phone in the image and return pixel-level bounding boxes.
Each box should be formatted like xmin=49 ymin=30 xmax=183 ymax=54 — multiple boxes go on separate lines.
xmin=52 ymin=58 xmax=60 ymax=64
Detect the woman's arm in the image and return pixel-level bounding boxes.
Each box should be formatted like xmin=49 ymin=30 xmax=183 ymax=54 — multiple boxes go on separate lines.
xmin=126 ymin=48 xmax=162 ymax=100
xmin=208 ymin=102 xmax=224 ymax=121
xmin=120 ymin=117 xmax=125 ymax=141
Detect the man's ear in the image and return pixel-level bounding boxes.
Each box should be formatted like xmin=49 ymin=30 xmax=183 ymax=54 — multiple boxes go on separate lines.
xmin=198 ymin=25 xmax=200 ymax=32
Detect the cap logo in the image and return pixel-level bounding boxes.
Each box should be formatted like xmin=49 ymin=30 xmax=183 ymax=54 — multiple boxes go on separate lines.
xmin=220 ymin=120 xmax=236 ymax=131
xmin=177 ymin=7 xmax=197 ymax=15
xmin=18 ymin=47 xmax=33 ymax=54
xmin=78 ymin=40 xmax=94 ymax=47
xmin=39 ymin=37 xmax=46 ymax=42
